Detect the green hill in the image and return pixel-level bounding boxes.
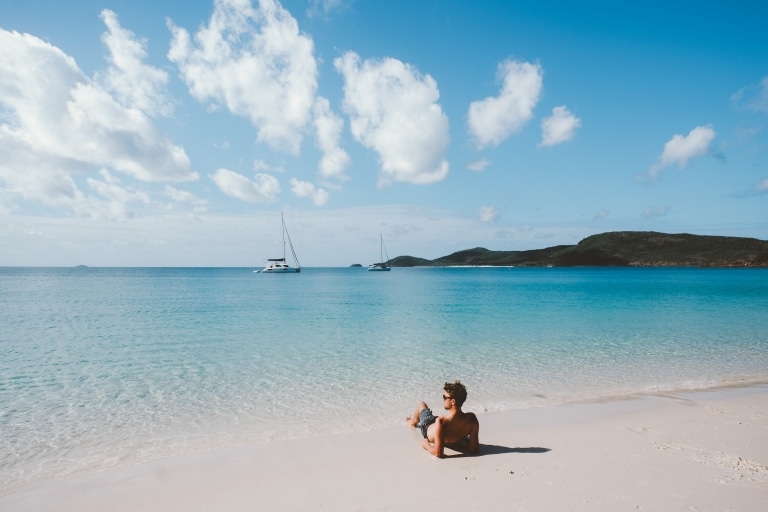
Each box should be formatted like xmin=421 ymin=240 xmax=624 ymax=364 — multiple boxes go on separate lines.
xmin=388 ymin=231 xmax=768 ymax=267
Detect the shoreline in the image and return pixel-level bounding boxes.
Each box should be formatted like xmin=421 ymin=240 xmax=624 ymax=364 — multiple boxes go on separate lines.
xmin=2 ymin=384 xmax=766 ymax=511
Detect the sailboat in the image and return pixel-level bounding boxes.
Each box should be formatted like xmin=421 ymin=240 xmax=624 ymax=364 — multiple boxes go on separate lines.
xmin=367 ymin=234 xmax=391 ymax=271
xmin=259 ymin=214 xmax=301 ymax=273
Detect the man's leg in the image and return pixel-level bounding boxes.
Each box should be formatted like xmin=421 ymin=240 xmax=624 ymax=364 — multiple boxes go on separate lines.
xmin=407 ymin=401 xmax=430 ymax=427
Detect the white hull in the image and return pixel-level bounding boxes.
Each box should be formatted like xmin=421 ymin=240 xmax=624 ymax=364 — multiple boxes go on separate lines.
xmin=263 ymin=266 xmax=300 ymax=273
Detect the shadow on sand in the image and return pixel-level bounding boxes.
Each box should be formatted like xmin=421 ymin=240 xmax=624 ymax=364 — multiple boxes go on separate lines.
xmin=445 ymin=442 xmax=551 ymax=457
xmin=480 ymin=445 xmax=551 ymax=455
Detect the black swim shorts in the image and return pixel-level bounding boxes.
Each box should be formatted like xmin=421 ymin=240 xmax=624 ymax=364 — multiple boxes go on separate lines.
xmin=417 ymin=408 xmax=437 ymax=439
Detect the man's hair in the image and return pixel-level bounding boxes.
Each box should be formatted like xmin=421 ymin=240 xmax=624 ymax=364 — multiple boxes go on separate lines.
xmin=444 ymin=380 xmax=468 ymax=407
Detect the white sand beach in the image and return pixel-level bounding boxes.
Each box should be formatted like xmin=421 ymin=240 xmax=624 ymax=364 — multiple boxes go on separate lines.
xmin=2 ymin=385 xmax=766 ymax=511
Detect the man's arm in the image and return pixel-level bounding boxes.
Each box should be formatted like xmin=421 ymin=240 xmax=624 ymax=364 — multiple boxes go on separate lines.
xmin=421 ymin=418 xmax=445 ymax=458
xmin=467 ymin=414 xmax=480 ymax=454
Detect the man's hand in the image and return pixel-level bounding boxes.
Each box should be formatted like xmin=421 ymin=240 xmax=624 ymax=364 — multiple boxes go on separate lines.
xmin=422 ymin=438 xmax=441 ymax=457
xmin=421 ymin=420 xmax=445 ymax=458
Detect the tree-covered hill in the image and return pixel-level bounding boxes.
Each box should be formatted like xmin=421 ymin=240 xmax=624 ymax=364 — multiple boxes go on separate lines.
xmin=387 ymin=232 xmax=768 ymax=267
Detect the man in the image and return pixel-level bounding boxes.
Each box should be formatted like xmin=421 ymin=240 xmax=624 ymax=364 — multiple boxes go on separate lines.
xmin=406 ymin=380 xmax=480 ymax=458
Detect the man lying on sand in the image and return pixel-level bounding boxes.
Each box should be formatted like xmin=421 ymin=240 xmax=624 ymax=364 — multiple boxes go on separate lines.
xmin=406 ymin=380 xmax=480 ymax=458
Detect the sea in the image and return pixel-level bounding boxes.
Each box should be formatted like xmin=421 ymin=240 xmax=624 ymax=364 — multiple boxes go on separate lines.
xmin=2 ymin=266 xmax=767 ymax=493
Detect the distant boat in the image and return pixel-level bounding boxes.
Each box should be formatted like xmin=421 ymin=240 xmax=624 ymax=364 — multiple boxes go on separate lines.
xmin=367 ymin=234 xmax=391 ymax=271
xmin=260 ymin=214 xmax=301 ymax=273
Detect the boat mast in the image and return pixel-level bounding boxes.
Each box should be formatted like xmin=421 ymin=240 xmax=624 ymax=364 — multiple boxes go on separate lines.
xmin=284 ymin=214 xmax=301 ymax=269
xmin=381 ymin=233 xmax=389 ymax=264
xmin=281 ymin=214 xmax=287 ymax=260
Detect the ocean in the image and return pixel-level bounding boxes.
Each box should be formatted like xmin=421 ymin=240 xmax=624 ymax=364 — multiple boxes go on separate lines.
xmin=1 ymin=266 xmax=767 ymax=493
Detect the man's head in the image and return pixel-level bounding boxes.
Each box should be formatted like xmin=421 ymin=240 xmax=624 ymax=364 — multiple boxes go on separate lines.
xmin=443 ymin=380 xmax=468 ymax=407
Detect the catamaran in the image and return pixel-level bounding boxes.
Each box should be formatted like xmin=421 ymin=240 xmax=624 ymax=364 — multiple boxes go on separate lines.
xmin=259 ymin=214 xmax=301 ymax=273
xmin=367 ymin=234 xmax=391 ymax=271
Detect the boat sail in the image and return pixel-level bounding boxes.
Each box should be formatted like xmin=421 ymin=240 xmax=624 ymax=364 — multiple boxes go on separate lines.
xmin=260 ymin=214 xmax=301 ymax=273
xmin=367 ymin=234 xmax=391 ymax=271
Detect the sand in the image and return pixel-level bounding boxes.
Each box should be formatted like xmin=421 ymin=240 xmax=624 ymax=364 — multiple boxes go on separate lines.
xmin=2 ymin=385 xmax=767 ymax=511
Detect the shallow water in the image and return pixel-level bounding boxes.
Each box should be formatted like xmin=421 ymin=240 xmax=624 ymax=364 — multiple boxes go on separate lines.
xmin=2 ymin=266 xmax=767 ymax=493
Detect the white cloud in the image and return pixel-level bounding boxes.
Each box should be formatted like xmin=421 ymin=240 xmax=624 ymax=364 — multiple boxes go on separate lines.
xmin=467 ymin=59 xmax=543 ymax=149
xmin=659 ymin=125 xmax=715 ymax=167
xmin=290 ymin=178 xmax=329 ymax=206
xmin=211 ymin=168 xmax=280 ymax=203
xmin=539 ymin=105 xmax=581 ymax=147
xmin=253 ymin=159 xmax=285 ymax=173
xmin=313 ymin=97 xmax=351 ymax=182
xmin=641 ymin=205 xmax=669 ymax=219
xmin=85 ymin=169 xmax=152 ymax=220
xmin=757 ymin=178 xmax=768 ymax=192
xmin=167 ymin=0 xmax=318 ymax=154
xmin=465 ymin=159 xmax=490 ymax=172
xmin=755 ymin=77 xmax=768 ymax=113
xmin=0 ymin=187 xmax=15 ymax=215
xmin=65 ymin=84 xmax=192 ymax=182
xmin=0 ymin=28 xmax=194 ymax=217
xmin=334 ymin=51 xmax=450 ymax=185
xmin=97 ymin=10 xmax=173 ymax=117
xmin=253 ymin=159 xmax=271 ymax=172
xmin=166 ymin=186 xmax=208 ymax=211
xmin=479 ymin=205 xmax=499 ymax=223
xmin=593 ymin=209 xmax=610 ymax=220
xmin=307 ymin=0 xmax=349 ymax=17
xmin=648 ymin=125 xmax=715 ymax=180
xmin=732 ymin=76 xmax=768 ymax=114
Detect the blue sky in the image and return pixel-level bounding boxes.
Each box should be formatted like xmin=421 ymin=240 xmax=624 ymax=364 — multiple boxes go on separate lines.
xmin=1 ymin=0 xmax=766 ymax=266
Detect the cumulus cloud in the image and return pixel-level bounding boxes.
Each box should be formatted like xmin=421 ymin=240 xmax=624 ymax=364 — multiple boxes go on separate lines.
xmin=97 ymin=10 xmax=173 ymax=116
xmin=290 ymin=178 xmax=329 ymax=206
xmin=658 ymin=125 xmax=716 ymax=168
xmin=167 ymin=0 xmax=318 ymax=154
xmin=334 ymin=51 xmax=450 ymax=185
xmin=479 ymin=205 xmax=499 ymax=223
xmin=757 ymin=178 xmax=768 ymax=193
xmin=467 ymin=59 xmax=542 ymax=149
xmin=539 ymin=105 xmax=581 ymax=147
xmin=465 ymin=159 xmax=491 ymax=172
xmin=0 ymin=26 xmax=194 ymax=217
xmin=313 ymin=97 xmax=351 ymax=182
xmin=211 ymin=168 xmax=280 ymax=203
xmin=647 ymin=125 xmax=716 ymax=180
xmin=641 ymin=205 xmax=669 ymax=219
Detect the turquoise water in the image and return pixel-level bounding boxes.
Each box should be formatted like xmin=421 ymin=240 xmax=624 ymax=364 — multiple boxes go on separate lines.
xmin=2 ymin=266 xmax=767 ymax=492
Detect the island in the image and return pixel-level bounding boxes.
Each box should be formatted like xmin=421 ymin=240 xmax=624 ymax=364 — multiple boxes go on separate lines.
xmin=388 ymin=231 xmax=768 ymax=268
